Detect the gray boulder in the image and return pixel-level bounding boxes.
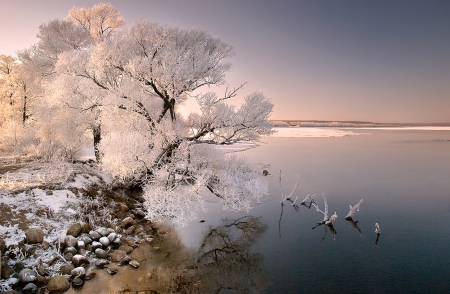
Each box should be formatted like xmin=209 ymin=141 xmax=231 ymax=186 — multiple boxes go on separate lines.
xmin=89 ymin=230 xmax=101 ymax=240
xmin=18 ymin=269 xmax=37 ymax=283
xmin=22 ymin=283 xmax=38 ymax=294
xmin=99 ymin=236 xmax=110 ymax=247
xmin=95 ymin=227 xmax=109 ymax=237
xmin=64 ymin=235 xmax=78 ymax=247
xmin=95 ymin=248 xmax=109 ymax=259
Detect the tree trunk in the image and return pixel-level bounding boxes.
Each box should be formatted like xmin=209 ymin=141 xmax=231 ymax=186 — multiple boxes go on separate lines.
xmin=93 ymin=125 xmax=101 ymax=162
xmin=22 ymin=95 xmax=27 ymax=124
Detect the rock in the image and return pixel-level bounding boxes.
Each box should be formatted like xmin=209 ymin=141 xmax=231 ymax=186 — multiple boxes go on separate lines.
xmin=118 ymin=202 xmax=129 ymax=212
xmin=85 ymin=244 xmax=93 ymax=252
xmin=78 ymin=235 xmax=92 ymax=245
xmin=95 ymin=227 xmax=109 ymax=237
xmin=85 ymin=270 xmax=97 ymax=280
xmin=27 ymin=247 xmax=37 ymax=256
xmin=41 ymin=241 xmax=50 ymax=250
xmin=47 ymin=276 xmax=70 ymax=292
xmin=36 ymin=275 xmax=46 ymax=285
xmin=1 ymin=259 xmax=13 ymax=279
xmin=14 ymin=261 xmax=25 ymax=272
xmin=107 ymin=228 xmax=115 ymax=234
xmin=107 ymin=232 xmax=117 ymax=243
xmin=106 ymin=266 xmax=118 ymax=275
xmin=118 ymin=245 xmax=133 ymax=254
xmin=77 ymin=240 xmax=85 ymax=249
xmin=115 ymin=210 xmax=126 ymax=218
xmin=71 ymin=254 xmax=89 ymax=267
xmin=22 ymin=283 xmax=38 ymax=294
xmin=59 ymin=263 xmax=75 ymax=275
xmin=91 ymin=241 xmax=102 ymax=250
xmin=64 ymin=253 xmax=73 ymax=261
xmin=81 ymin=222 xmax=91 ymax=233
xmin=263 ymin=169 xmax=269 ymax=176
xmin=94 ymin=248 xmax=109 ymax=259
xmin=118 ymin=255 xmax=132 ymax=266
xmin=99 ymin=236 xmax=110 ymax=247
xmin=94 ymin=259 xmax=109 ymax=269
xmin=112 ymin=238 xmax=121 ymax=247
xmin=64 ymin=235 xmax=78 ymax=247
xmin=109 ymin=250 xmax=127 ymax=262
xmin=135 ymin=210 xmax=146 ymax=219
xmin=121 ymin=217 xmax=136 ymax=229
xmin=35 ymin=258 xmax=49 ymax=276
xmin=144 ymin=220 xmax=154 ymax=231
xmin=129 ymin=260 xmax=140 ymax=268
xmin=145 ymin=237 xmax=154 ymax=243
xmin=134 ymin=226 xmax=144 ymax=235
xmin=125 ymin=226 xmax=135 ymax=235
xmin=0 ymin=238 xmax=6 ymax=254
xmin=63 ymin=246 xmax=77 ymax=255
xmin=70 ymin=267 xmax=85 ymax=277
xmin=125 ymin=238 xmax=136 ymax=247
xmin=89 ymin=230 xmax=101 ymax=240
xmin=66 ymin=223 xmax=82 ymax=237
xmin=72 ymin=276 xmax=84 ymax=288
xmin=25 ymin=228 xmax=44 ymax=244
xmin=19 ymin=269 xmax=38 ymax=283
xmin=43 ymin=254 xmax=58 ymax=266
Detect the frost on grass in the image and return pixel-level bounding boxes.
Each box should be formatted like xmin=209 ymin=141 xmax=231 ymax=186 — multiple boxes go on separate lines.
xmin=0 ymin=160 xmax=116 ymax=291
xmin=0 ymin=162 xmax=112 ymax=245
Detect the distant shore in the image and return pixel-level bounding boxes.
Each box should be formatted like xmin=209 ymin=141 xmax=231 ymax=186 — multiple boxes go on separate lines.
xmin=271 ymin=120 xmax=450 ymax=128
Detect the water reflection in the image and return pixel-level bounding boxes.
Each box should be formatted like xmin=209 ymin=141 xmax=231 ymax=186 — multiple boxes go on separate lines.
xmin=145 ymin=216 xmax=269 ymax=293
xmin=346 ymin=219 xmax=362 ymax=236
xmin=69 ymin=216 xmax=269 ymax=293
xmin=313 ymin=224 xmax=337 ymax=242
xmin=196 ymin=216 xmax=269 ymax=293
xmin=375 ymin=233 xmax=381 ymax=245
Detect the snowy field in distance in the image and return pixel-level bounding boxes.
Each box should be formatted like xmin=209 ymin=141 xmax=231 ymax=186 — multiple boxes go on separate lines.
xmin=269 ymin=127 xmax=366 ymax=138
xmin=268 ymin=126 xmax=450 ymax=138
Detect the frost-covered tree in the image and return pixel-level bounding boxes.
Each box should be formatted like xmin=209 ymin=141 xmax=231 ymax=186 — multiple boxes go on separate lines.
xmin=0 ymin=55 xmax=39 ymax=153
xmin=0 ymin=55 xmax=35 ymax=125
xmin=16 ymin=3 xmax=126 ymax=160
xmin=27 ymin=4 xmax=274 ymax=224
xmin=67 ymin=2 xmax=125 ymax=39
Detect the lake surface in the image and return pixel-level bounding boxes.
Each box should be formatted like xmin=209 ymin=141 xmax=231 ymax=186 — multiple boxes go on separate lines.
xmin=174 ymin=127 xmax=450 ymax=293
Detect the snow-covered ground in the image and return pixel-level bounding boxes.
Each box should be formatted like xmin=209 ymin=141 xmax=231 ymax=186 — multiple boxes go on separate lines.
xmin=0 ymin=163 xmax=109 ymax=246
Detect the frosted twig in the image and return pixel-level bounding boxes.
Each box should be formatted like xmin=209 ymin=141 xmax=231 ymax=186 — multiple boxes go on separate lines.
xmin=375 ymin=223 xmax=381 ymax=234
xmin=345 ymin=199 xmax=363 ymax=220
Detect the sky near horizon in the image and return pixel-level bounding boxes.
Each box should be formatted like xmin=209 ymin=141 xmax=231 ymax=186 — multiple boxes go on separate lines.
xmin=1 ymin=0 xmax=449 ymax=123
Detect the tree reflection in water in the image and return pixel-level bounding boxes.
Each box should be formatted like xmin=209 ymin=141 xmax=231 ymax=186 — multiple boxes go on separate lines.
xmin=346 ymin=219 xmax=362 ymax=236
xmin=139 ymin=216 xmax=269 ymax=293
xmin=195 ymin=216 xmax=269 ymax=293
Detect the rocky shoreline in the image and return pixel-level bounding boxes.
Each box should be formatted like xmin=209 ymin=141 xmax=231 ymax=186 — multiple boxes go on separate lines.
xmin=1 ymin=200 xmax=156 ymax=294
xmin=0 ymin=159 xmax=163 ymax=294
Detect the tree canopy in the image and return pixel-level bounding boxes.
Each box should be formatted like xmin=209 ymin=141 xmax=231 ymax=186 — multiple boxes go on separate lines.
xmin=1 ymin=3 xmax=274 ymax=225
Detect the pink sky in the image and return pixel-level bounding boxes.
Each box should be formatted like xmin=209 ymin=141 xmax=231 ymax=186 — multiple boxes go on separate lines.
xmin=1 ymin=0 xmax=449 ymax=123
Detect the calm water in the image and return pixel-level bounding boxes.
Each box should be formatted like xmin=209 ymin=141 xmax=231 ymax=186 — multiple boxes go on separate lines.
xmin=175 ymin=128 xmax=450 ymax=293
